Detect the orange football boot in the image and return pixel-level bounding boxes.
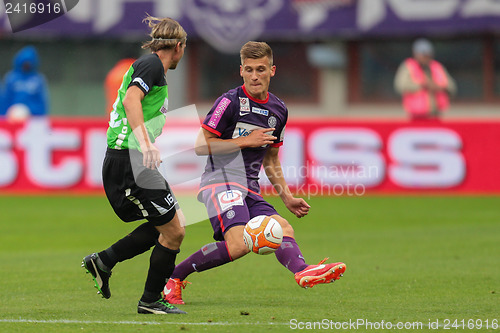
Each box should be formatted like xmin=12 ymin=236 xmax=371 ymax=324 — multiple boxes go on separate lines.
xmin=163 ymin=278 xmax=191 ymax=305
xmin=294 ymin=258 xmax=346 ymax=288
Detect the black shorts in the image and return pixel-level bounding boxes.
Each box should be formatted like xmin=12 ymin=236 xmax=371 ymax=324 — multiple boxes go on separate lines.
xmin=102 ymin=148 xmax=179 ymax=226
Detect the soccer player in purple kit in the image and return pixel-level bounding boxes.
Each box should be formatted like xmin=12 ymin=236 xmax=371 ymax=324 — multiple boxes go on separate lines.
xmin=163 ymin=41 xmax=346 ymax=305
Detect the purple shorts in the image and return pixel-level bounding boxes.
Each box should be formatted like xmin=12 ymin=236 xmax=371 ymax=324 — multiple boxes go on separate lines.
xmin=199 ymin=183 xmax=279 ymax=241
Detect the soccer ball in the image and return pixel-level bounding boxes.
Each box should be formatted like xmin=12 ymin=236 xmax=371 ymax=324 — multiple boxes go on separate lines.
xmin=243 ymin=215 xmax=283 ymax=255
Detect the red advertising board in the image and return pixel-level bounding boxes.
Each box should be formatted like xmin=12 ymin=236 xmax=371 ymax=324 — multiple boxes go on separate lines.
xmin=1 ymin=117 xmax=499 ymax=194
xmin=277 ymin=119 xmax=500 ymax=195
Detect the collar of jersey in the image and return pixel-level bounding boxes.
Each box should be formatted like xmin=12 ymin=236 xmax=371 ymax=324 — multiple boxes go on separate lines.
xmin=242 ymin=84 xmax=269 ymax=104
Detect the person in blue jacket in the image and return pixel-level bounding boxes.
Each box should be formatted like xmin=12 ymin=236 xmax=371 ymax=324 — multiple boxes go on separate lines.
xmin=1 ymin=46 xmax=49 ymax=117
xmin=0 ymin=80 xmax=4 ymax=115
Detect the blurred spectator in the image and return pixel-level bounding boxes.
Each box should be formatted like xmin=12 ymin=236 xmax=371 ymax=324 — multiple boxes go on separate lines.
xmin=394 ymin=38 xmax=456 ymax=120
xmin=104 ymin=58 xmax=136 ymax=114
xmin=0 ymin=80 xmax=4 ymax=115
xmin=1 ymin=46 xmax=49 ymax=120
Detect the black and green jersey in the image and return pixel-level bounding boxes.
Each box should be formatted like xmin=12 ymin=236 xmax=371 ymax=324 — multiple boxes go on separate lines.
xmin=106 ymin=53 xmax=168 ymax=150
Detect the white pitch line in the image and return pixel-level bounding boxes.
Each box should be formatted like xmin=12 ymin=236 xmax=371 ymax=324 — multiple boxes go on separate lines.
xmin=0 ymin=318 xmax=287 ymax=326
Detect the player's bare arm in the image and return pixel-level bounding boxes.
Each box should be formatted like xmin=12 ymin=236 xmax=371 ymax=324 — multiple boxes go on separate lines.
xmin=122 ymin=85 xmax=161 ymax=169
xmin=194 ymin=127 xmax=277 ymax=155
xmin=263 ymin=147 xmax=310 ymax=218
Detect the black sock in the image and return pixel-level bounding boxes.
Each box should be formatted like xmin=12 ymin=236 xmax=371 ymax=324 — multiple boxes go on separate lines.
xmin=98 ymin=222 xmax=159 ymax=270
xmin=140 ymin=241 xmax=179 ymax=303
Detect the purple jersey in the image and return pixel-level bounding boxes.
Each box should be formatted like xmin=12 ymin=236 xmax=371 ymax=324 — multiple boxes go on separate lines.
xmin=200 ymin=85 xmax=288 ymax=194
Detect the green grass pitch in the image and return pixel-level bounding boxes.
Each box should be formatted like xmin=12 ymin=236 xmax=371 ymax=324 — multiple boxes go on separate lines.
xmin=0 ymin=195 xmax=498 ymax=332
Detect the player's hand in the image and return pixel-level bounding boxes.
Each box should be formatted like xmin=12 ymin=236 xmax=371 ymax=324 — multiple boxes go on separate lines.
xmin=140 ymin=142 xmax=162 ymax=169
xmin=242 ymin=128 xmax=277 ymax=148
xmin=285 ymin=197 xmax=310 ymax=218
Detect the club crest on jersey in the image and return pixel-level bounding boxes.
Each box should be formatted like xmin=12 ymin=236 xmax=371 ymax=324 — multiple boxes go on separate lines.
xmin=268 ymin=115 xmax=277 ymax=128
xmin=217 ymin=190 xmax=244 ymax=211
xmin=239 ymin=97 xmax=250 ymax=114
xmin=252 ymin=107 xmax=269 ymax=116
xmin=226 ymin=210 xmax=236 ymax=219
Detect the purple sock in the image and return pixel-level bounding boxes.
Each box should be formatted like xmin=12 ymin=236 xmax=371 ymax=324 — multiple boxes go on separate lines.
xmin=170 ymin=241 xmax=232 ymax=280
xmin=274 ymin=236 xmax=308 ymax=274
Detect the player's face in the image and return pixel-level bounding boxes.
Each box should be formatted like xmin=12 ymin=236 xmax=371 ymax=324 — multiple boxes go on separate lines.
xmin=240 ymin=57 xmax=276 ymax=100
xmin=170 ymin=42 xmax=186 ymax=69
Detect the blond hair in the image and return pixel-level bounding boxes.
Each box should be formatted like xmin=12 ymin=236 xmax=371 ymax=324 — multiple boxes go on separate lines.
xmin=142 ymin=15 xmax=187 ymax=52
xmin=240 ymin=41 xmax=273 ymax=66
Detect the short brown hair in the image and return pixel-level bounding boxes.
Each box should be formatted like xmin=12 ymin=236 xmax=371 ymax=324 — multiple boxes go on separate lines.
xmin=142 ymin=15 xmax=187 ymax=52
xmin=240 ymin=41 xmax=273 ymax=66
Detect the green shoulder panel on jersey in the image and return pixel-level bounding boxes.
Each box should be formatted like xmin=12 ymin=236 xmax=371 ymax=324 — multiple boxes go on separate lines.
xmin=106 ymin=55 xmax=169 ymax=150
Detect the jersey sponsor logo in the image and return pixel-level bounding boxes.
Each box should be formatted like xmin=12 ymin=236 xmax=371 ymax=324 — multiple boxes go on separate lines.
xmin=217 ymin=189 xmax=244 ymax=211
xmin=268 ymin=115 xmax=277 ymax=128
xmin=239 ymin=97 xmax=250 ymax=113
xmin=237 ymin=128 xmax=251 ymax=137
xmin=208 ymin=97 xmax=231 ymax=128
xmin=231 ymin=122 xmax=266 ymax=139
xmin=252 ymin=107 xmax=269 ymax=116
xmin=159 ymin=97 xmax=169 ymax=115
xmin=132 ymin=77 xmax=149 ymax=93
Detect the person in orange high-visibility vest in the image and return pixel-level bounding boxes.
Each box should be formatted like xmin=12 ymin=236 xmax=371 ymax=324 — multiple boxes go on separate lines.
xmin=394 ymin=38 xmax=456 ymax=120
xmin=104 ymin=58 xmax=136 ymax=115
